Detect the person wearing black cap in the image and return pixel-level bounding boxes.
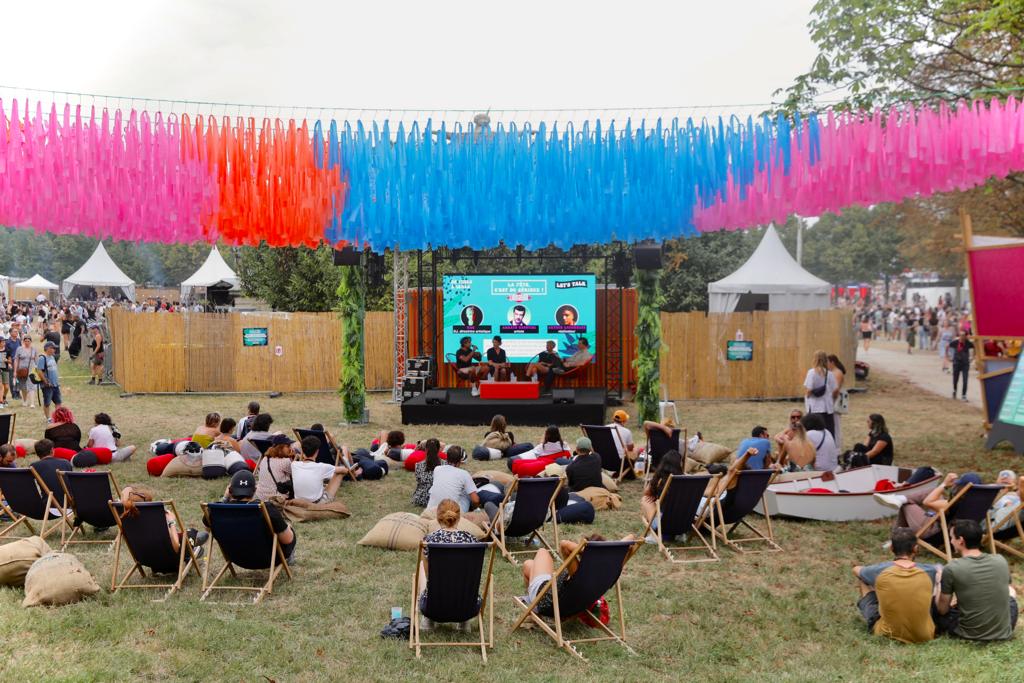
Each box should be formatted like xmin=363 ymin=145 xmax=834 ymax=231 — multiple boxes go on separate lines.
xmin=37 ymin=340 xmax=62 ymax=421
xmin=214 ymin=469 xmax=297 ymax=562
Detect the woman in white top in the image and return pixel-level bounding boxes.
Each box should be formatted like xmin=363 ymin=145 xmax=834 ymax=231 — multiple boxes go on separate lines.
xmin=803 ymin=350 xmax=837 ymax=439
xmin=827 ymin=354 xmax=846 ymax=451
xmin=86 ymin=412 xmax=137 ymax=462
xmin=519 ymin=425 xmax=569 ymax=460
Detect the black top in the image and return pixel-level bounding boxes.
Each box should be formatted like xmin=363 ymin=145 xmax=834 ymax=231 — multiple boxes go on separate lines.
xmin=951 ymin=339 xmax=974 ymax=366
xmin=565 ymin=452 xmax=604 ymax=492
xmin=455 ymin=347 xmax=478 ymax=368
xmin=868 ymin=432 xmax=894 ymax=465
xmin=538 ymin=351 xmax=562 ymax=367
xmin=45 ymin=422 xmax=82 ymax=452
xmin=486 ymin=347 xmax=507 ymax=364
xmin=265 ymin=502 xmax=289 ymax=534
xmin=31 ymin=457 xmax=73 ymax=504
xmin=44 ymin=330 xmax=62 ymax=353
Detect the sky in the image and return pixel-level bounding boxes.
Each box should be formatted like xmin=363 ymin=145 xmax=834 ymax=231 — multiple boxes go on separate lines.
xmin=0 ymin=0 xmax=820 ymax=122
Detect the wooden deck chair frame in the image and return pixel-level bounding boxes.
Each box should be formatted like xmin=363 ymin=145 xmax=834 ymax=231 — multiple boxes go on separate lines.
xmin=914 ymin=483 xmax=998 ymax=562
xmin=291 ymin=428 xmax=358 ymax=482
xmin=993 ymin=500 xmax=1024 ymax=560
xmin=0 ymin=412 xmax=16 ymax=445
xmin=108 ymin=499 xmax=202 ymax=600
xmin=642 ymin=426 xmax=687 ymax=489
xmin=510 ymin=538 xmax=641 ymax=662
xmin=640 ymin=473 xmax=719 ymax=563
xmin=200 ymin=501 xmax=293 ymax=604
xmin=580 ymin=424 xmax=629 ymax=481
xmin=409 ymin=541 xmax=497 ymax=663
xmin=482 ymin=476 xmax=562 ymax=564
xmin=57 ymin=469 xmax=122 ymax=551
xmin=706 ymin=469 xmax=782 ymax=554
xmin=0 ymin=467 xmax=72 ymax=541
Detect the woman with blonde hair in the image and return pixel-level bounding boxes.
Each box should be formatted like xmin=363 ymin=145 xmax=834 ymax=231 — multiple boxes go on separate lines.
xmin=803 ymin=350 xmax=836 ymax=438
xmin=417 ymin=498 xmax=480 ymax=631
xmin=779 ymin=422 xmax=816 ymax=471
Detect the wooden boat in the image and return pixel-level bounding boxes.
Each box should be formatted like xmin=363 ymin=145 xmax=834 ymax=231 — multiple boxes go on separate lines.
xmin=754 ymin=465 xmax=941 ymax=522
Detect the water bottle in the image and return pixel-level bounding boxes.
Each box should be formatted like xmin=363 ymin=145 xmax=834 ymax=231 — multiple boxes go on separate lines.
xmin=634 ymin=453 xmax=647 ymax=477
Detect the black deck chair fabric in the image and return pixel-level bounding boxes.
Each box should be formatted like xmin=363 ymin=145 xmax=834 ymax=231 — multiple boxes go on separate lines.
xmin=538 ymin=540 xmax=634 ymax=619
xmin=658 ymin=474 xmax=712 ymax=539
xmin=0 ymin=468 xmax=54 ymax=523
xmin=718 ymin=469 xmax=775 ymax=526
xmin=248 ymin=438 xmax=273 ymax=458
xmin=421 ymin=542 xmax=488 ymax=623
xmin=0 ymin=413 xmax=14 ymax=444
xmin=294 ymin=428 xmax=335 ymax=465
xmin=205 ymin=502 xmax=276 ymax=570
xmin=919 ymin=484 xmax=1003 ymax=546
xmin=505 ymin=477 xmax=560 ymax=538
xmin=646 ymin=428 xmax=681 ymax=470
xmin=60 ymin=471 xmax=118 ymax=532
xmin=110 ymin=501 xmax=182 ymax=574
xmin=581 ymin=425 xmax=624 ymax=477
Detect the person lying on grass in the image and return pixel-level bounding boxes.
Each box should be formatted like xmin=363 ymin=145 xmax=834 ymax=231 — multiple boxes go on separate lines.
xmin=853 ymin=526 xmax=939 ymax=644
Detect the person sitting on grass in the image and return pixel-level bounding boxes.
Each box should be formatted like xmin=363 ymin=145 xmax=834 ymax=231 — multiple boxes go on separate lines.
xmin=520 ymin=533 xmax=636 ymax=615
xmin=238 ymin=413 xmax=275 ymax=461
xmin=254 ymin=435 xmax=295 ymax=502
xmin=934 ymin=519 xmax=1018 ymax=641
xmin=511 ymin=425 xmax=569 ymax=462
xmin=848 ymin=413 xmax=895 ymax=469
xmin=736 ymin=426 xmax=772 ymax=470
xmin=212 ymin=417 xmax=241 ymax=453
xmin=475 ymin=414 xmax=516 ymax=460
xmin=773 ymin=408 xmax=804 ymax=449
xmin=412 ymin=439 xmax=444 ymax=508
xmin=801 ymin=413 xmax=839 ymax=472
xmin=29 ymin=439 xmax=71 ymax=505
xmin=291 ymin=436 xmax=353 ymax=504
xmin=211 ymin=470 xmax=296 ymax=564
xmin=853 ymin=527 xmax=939 ymax=644
xmin=565 ymin=437 xmax=604 ymax=493
xmin=426 ymin=445 xmax=483 ymax=514
xmin=86 ymin=412 xmax=137 ymax=463
xmin=417 ymin=498 xmax=482 ymax=632
xmin=233 ymin=401 xmax=261 ymax=440
xmin=120 ymin=484 xmax=209 ymax=559
xmin=44 ymin=406 xmax=82 ymax=458
xmin=192 ymin=412 xmax=221 ymax=447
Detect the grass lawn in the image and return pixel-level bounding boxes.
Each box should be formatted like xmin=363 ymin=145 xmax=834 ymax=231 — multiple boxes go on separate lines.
xmin=1 ymin=358 xmax=1022 ymax=682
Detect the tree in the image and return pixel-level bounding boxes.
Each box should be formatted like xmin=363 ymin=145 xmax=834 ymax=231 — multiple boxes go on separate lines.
xmin=237 ymin=244 xmax=342 ymax=312
xmin=660 ymin=230 xmax=762 ymax=311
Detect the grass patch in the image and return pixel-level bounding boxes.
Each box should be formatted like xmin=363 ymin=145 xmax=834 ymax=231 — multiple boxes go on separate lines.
xmin=1 ymin=361 xmax=1022 ymax=681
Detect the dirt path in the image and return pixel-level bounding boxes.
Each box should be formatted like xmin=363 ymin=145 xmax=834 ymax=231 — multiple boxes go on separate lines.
xmin=856 ymin=340 xmax=982 ymax=408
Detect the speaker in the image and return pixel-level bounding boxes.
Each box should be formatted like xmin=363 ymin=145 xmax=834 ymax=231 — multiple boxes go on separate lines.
xmin=634 ymin=242 xmax=662 ymax=270
xmin=423 ymin=389 xmax=449 ymax=405
xmin=552 ymin=389 xmax=575 ymax=405
xmin=333 ymin=246 xmax=360 ymax=266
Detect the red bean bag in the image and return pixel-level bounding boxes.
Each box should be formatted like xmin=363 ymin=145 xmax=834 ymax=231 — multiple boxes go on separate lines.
xmin=403 ymin=449 xmax=449 ymax=472
xmin=147 ymin=453 xmax=176 ymax=477
xmin=244 ymin=459 xmax=257 ymax=471
xmin=510 ymin=453 xmax=568 ymax=478
xmin=15 ymin=444 xmax=26 ymax=458
xmin=53 ymin=447 xmax=77 ymax=461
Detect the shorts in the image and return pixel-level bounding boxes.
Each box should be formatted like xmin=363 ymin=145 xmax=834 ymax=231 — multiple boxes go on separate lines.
xmin=0 ymin=368 xmax=9 ymax=383
xmin=528 ymin=572 xmax=568 ymax=618
xmin=42 ymin=385 xmax=63 ymax=407
xmin=857 ymin=591 xmax=881 ymax=633
xmin=862 ymin=331 xmax=873 ymax=340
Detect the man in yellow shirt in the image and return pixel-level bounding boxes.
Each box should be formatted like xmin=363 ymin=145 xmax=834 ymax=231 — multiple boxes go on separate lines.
xmin=853 ymin=527 xmax=939 ymax=643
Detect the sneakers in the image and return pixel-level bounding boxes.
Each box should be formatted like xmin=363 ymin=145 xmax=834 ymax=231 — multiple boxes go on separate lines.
xmin=471 ymin=385 xmax=480 ymax=397
xmin=961 ymin=395 xmax=969 ymax=402
xmin=873 ymin=493 xmax=907 ymax=509
xmin=87 ymin=378 xmax=96 ymax=385
xmin=419 ymin=616 xmax=435 ymax=632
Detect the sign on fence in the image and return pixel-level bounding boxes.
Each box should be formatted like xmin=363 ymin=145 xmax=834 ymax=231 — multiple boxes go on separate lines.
xmin=726 ymin=340 xmax=754 ymax=361
xmin=242 ymin=327 xmax=269 ymax=347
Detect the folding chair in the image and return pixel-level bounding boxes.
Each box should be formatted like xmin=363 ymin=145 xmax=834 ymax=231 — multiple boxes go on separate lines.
xmin=706 ymin=469 xmax=782 ymax=553
xmin=201 ymin=502 xmax=292 ymax=604
xmin=581 ymin=424 xmax=629 ymax=481
xmin=410 ymin=541 xmax=496 ymax=662
xmin=293 ymin=428 xmax=358 ymax=482
xmin=0 ymin=413 xmax=15 ymax=444
xmin=0 ymin=467 xmax=71 ymax=541
xmin=482 ymin=476 xmax=562 ymax=564
xmin=108 ymin=500 xmax=202 ymax=599
xmin=642 ymin=426 xmax=685 ymax=487
xmin=58 ymin=470 xmax=122 ymax=551
xmin=511 ymin=539 xmax=641 ymax=661
xmin=248 ymin=437 xmax=274 ymax=471
xmin=915 ymin=483 xmax=1002 ymax=562
xmin=992 ymin=500 xmax=1024 ymax=560
xmin=640 ymin=473 xmax=719 ymax=563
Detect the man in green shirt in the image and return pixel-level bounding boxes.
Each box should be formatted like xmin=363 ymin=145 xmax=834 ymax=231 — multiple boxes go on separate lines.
xmin=934 ymin=519 xmax=1018 ymax=640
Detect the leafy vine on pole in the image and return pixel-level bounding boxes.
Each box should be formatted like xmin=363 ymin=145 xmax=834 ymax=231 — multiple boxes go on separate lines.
xmin=337 ymin=264 xmax=366 ymax=423
xmin=633 ymin=267 xmax=664 ymax=425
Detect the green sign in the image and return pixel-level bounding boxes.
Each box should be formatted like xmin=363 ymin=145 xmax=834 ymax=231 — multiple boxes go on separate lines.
xmin=726 ymin=340 xmax=753 ymax=361
xmin=997 ymin=360 xmax=1024 ymax=428
xmin=242 ymin=327 xmax=269 ymax=347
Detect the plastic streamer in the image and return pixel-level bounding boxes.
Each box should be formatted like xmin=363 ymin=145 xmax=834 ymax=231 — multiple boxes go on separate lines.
xmin=1 ymin=96 xmax=1023 ymax=249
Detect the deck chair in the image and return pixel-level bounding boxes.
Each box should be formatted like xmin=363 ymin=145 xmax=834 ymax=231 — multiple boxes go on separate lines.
xmin=57 ymin=470 xmax=122 ymax=551
xmin=108 ymin=500 xmax=202 ymax=599
xmin=511 ymin=539 xmax=641 ymax=661
xmin=992 ymin=500 xmax=1024 ymax=560
xmin=292 ymin=428 xmax=358 ymax=482
xmin=642 ymin=426 xmax=685 ymax=487
xmin=0 ymin=467 xmax=71 ymax=541
xmin=581 ymin=424 xmax=629 ymax=481
xmin=915 ymin=483 xmax=1002 ymax=561
xmin=0 ymin=413 xmax=15 ymax=444
xmin=483 ymin=476 xmax=562 ymax=564
xmin=706 ymin=469 xmax=782 ymax=553
xmin=640 ymin=473 xmax=719 ymax=563
xmin=410 ymin=541 xmax=496 ymax=662
xmin=201 ymin=501 xmax=292 ymax=604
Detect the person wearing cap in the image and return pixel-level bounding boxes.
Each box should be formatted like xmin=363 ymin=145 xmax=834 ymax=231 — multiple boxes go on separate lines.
xmin=212 ymin=470 xmax=296 ymax=562
xmin=565 ymin=436 xmax=604 ymax=492
xmin=254 ymin=434 xmax=296 ymax=502
xmin=605 ymin=410 xmax=635 ymax=466
xmin=37 ymin=340 xmax=62 ymax=421
xmin=875 ymin=472 xmax=980 ymax=534
xmin=990 ymin=470 xmax=1024 ymax=534
xmin=736 ymin=426 xmax=773 ymax=470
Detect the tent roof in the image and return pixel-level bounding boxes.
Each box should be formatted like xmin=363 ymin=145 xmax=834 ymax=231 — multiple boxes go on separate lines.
xmin=181 ymin=247 xmax=240 ymax=289
xmin=63 ymin=243 xmax=135 ymax=288
xmin=708 ymin=225 xmax=830 ymax=294
xmin=16 ymin=274 xmax=59 ymax=290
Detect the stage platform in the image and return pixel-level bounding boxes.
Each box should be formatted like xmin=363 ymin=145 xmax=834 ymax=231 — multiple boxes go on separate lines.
xmin=401 ymin=388 xmax=608 ymax=426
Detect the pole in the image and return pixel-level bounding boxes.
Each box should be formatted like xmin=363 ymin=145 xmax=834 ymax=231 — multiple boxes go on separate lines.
xmin=796 ymin=218 xmax=804 ymax=265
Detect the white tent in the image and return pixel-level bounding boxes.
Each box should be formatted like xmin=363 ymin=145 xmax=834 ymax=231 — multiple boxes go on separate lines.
xmin=62 ymin=243 xmax=136 ymax=301
xmin=708 ymin=225 xmax=831 ymax=313
xmin=15 ymin=274 xmax=59 ymax=290
xmin=180 ymin=247 xmax=241 ymax=300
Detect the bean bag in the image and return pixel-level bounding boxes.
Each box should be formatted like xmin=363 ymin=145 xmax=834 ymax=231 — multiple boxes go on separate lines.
xmin=161 ymin=455 xmax=203 ymax=478
xmin=471 ymin=445 xmax=503 ymax=461
xmin=22 ymin=552 xmax=101 ymax=607
xmin=202 ymin=448 xmax=227 ymax=479
xmin=52 ymin=448 xmax=77 ymax=461
xmin=15 ymin=444 xmax=26 ymax=458
xmin=689 ymin=442 xmax=733 ymax=467
xmin=147 ymin=453 xmax=176 ymax=477
xmin=403 ymin=449 xmax=449 ymax=472
xmin=357 ymin=512 xmax=428 ymax=551
xmin=0 ymin=537 xmax=51 ymax=587
xmin=14 ymin=438 xmax=36 ymax=457
xmin=510 ymin=453 xmax=567 ymax=478
xmin=225 ymin=452 xmax=252 ymax=475
xmin=71 ymin=449 xmax=112 ymax=468
xmin=575 ymin=486 xmax=623 ymax=511
xmin=472 ymin=470 xmax=514 ymax=488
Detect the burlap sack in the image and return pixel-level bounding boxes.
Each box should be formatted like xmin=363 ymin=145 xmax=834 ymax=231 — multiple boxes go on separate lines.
xmin=575 ymin=486 xmax=623 ymax=511
xmin=473 ymin=470 xmax=514 ymax=487
xmin=160 ymin=455 xmax=204 ymax=478
xmin=282 ymin=497 xmax=351 ymax=522
xmin=22 ymin=552 xmax=100 ymax=607
xmin=690 ymin=442 xmax=733 ymax=466
xmin=601 ymin=472 xmax=619 ymax=492
xmin=541 ymin=463 xmax=567 ymax=477
xmin=0 ymin=536 xmax=51 ymax=587
xmin=357 ymin=512 xmax=428 ymax=550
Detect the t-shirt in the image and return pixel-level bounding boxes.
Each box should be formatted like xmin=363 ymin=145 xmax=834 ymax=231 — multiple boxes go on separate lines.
xmin=37 ymin=354 xmax=59 ymax=387
xmin=605 ymin=423 xmax=634 ymax=462
xmin=254 ymin=457 xmax=292 ymax=501
xmin=30 ymin=457 xmax=73 ymax=505
xmin=858 ymin=560 xmax=939 ymax=586
xmin=991 ymin=492 xmax=1022 ymax=532
xmin=873 ymin=564 xmax=937 ymax=644
xmin=291 ymin=460 xmax=338 ymax=502
xmin=264 ymin=502 xmax=289 ymax=534
xmin=565 ymin=452 xmax=604 ymax=492
xmin=45 ymin=422 xmax=82 ymax=452
xmin=951 ymin=339 xmax=974 ymax=365
xmin=455 ymin=347 xmax=477 ymax=368
xmin=13 ymin=345 xmax=36 ymax=372
xmin=940 ymin=553 xmax=1014 ymax=640
xmin=88 ymin=424 xmax=117 ymax=450
xmin=737 ymin=437 xmax=772 ymax=469
xmin=803 ymin=369 xmax=837 ymax=414
xmin=44 ymin=330 xmax=61 ymax=354
xmin=806 ymin=429 xmax=839 ymax=471
xmin=485 ymin=347 xmax=507 ymax=364
xmin=565 ymin=350 xmax=593 ymax=367
xmin=537 ymin=351 xmax=562 ymax=367
xmin=866 ymin=432 xmax=894 ymax=465
xmin=522 ymin=441 xmax=568 ymax=460
xmin=426 ymin=465 xmax=478 ymax=512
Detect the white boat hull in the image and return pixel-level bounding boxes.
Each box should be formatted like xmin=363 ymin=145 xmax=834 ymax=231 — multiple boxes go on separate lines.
xmin=755 ymin=465 xmax=940 ymax=522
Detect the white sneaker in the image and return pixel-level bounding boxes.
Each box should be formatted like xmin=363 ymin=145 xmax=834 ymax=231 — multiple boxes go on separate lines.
xmin=531 ymin=374 xmax=538 ymax=382
xmin=471 ymin=386 xmax=480 ymax=397
xmin=873 ymin=493 xmax=907 ymax=509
